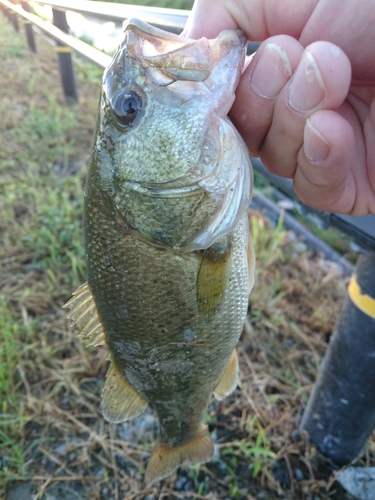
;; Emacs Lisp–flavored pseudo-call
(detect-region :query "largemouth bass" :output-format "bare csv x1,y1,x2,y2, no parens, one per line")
65,18,254,484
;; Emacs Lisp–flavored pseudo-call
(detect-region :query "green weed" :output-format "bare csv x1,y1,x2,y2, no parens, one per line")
74,57,103,85
0,301,36,484
251,210,287,269
0,300,36,409
3,45,27,58
222,417,276,479
214,459,242,499
12,95,78,165
0,431,26,480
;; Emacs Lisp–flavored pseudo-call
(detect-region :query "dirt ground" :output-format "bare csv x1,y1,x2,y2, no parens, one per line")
0,11,373,500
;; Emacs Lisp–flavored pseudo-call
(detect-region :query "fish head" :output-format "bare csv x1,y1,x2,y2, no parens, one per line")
93,19,251,250
101,18,246,183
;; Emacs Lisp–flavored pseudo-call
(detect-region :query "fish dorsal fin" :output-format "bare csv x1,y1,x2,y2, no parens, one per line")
197,238,231,319
213,349,239,401
64,282,106,347
145,424,213,484
101,361,148,424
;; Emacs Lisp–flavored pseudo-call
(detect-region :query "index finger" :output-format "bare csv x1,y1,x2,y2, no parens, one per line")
184,0,317,40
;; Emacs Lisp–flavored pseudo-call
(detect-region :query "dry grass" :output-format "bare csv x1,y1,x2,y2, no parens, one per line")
1,13,373,500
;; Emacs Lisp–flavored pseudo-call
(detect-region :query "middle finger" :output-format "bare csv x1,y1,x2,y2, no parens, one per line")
261,41,351,177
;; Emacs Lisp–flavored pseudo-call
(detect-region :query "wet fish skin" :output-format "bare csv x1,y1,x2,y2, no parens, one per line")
66,19,254,483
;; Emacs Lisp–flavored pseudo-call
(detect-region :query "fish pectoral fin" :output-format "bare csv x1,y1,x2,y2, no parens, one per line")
197,238,231,319
64,282,106,347
145,424,213,484
213,349,239,401
101,361,148,424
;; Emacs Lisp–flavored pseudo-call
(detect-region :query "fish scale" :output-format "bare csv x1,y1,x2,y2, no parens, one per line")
86,198,249,438
65,18,254,484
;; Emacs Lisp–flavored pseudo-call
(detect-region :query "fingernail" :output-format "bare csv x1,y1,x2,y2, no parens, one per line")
250,43,292,99
304,119,330,162
289,51,326,111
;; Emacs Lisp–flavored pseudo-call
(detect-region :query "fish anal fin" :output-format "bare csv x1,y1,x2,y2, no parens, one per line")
197,238,231,319
101,362,148,424
64,282,106,347
145,424,213,484
213,349,239,401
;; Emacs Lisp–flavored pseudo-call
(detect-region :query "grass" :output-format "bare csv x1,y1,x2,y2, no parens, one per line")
0,15,96,497
253,171,360,263
0,302,38,484
0,12,374,500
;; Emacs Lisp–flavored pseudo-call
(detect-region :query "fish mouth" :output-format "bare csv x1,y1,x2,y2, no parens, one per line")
122,17,247,49
120,18,246,84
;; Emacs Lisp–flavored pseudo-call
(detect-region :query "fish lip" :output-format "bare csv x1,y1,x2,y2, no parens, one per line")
123,18,247,49
122,18,186,43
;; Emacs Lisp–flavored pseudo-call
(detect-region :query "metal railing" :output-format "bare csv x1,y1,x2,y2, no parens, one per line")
35,0,188,33
0,0,113,100
0,0,188,99
252,159,375,252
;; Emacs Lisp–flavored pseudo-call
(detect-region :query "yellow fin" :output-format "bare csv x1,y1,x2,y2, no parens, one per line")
101,362,148,423
213,349,239,401
64,282,106,347
197,239,231,319
145,424,213,484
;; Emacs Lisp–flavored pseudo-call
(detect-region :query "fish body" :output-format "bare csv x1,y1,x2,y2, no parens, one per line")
65,19,254,483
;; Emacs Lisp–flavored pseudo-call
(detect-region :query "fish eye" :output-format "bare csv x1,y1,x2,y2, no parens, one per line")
114,91,142,124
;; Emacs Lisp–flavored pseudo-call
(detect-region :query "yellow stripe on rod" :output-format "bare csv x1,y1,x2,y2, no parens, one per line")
348,274,375,319
55,46,71,53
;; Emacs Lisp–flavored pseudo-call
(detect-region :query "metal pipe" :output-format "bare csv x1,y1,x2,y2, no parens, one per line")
0,0,111,68
9,0,19,30
33,0,188,33
52,7,77,102
252,157,375,251
21,1,36,52
301,251,375,465
251,192,354,276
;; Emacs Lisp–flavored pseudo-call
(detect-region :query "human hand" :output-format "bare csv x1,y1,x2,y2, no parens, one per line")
185,0,375,216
